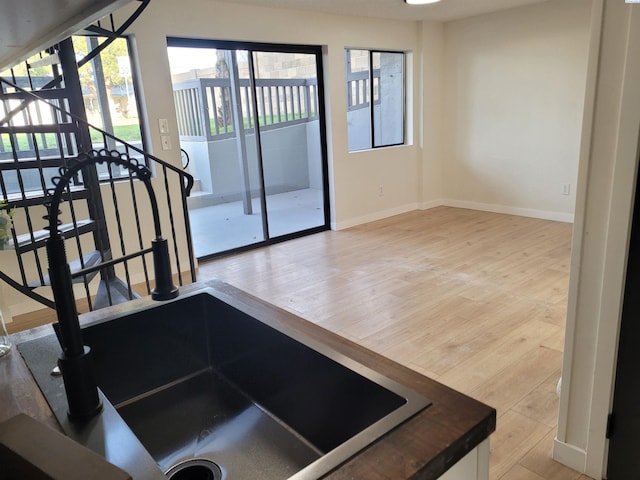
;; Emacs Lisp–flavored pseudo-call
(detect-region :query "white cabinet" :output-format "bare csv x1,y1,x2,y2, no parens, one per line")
439,439,490,480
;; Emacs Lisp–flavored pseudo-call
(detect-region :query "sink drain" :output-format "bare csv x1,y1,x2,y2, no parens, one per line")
165,459,222,480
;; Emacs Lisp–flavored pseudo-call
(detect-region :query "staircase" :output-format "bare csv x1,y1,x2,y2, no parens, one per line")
0,5,196,315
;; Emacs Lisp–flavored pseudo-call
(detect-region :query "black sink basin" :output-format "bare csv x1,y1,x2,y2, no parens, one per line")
19,287,431,479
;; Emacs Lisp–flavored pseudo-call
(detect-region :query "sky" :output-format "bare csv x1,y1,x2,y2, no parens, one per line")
166,46,250,75
167,47,217,74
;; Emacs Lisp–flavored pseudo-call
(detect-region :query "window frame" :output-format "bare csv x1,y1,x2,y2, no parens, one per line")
345,48,406,152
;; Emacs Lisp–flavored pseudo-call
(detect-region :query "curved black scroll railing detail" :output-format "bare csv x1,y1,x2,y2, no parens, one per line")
47,150,155,235
0,73,196,313
45,151,179,420
45,150,179,300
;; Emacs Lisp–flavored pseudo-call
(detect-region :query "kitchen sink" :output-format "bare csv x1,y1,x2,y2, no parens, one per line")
19,287,431,479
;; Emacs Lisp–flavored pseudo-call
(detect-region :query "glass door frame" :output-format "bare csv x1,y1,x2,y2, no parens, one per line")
167,37,331,260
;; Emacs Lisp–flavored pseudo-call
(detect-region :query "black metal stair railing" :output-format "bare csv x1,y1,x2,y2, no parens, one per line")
0,75,196,313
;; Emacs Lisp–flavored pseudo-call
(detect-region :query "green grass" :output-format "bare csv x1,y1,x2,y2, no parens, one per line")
90,124,142,143
1,133,57,151
1,124,141,152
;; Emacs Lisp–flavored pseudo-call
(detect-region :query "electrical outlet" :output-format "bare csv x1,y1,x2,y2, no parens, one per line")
561,183,570,195
161,135,171,151
159,118,169,134
378,185,384,196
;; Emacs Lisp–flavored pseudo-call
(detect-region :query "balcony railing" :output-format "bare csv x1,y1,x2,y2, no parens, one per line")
173,77,319,141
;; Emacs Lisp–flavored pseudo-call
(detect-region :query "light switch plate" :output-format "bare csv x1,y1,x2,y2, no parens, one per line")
159,118,169,134
161,135,171,150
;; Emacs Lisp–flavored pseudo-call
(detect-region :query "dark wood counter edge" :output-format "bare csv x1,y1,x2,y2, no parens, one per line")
0,280,496,480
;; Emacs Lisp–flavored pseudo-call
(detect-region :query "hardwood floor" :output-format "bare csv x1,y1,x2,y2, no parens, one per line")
198,206,593,480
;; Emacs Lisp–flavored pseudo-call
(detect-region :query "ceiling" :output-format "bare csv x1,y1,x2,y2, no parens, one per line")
0,0,131,72
0,0,552,72
221,0,553,22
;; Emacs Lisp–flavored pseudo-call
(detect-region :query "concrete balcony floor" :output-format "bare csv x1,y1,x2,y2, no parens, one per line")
188,187,325,258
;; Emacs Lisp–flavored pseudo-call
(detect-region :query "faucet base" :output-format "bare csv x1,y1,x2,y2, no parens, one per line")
59,346,103,422
151,238,179,301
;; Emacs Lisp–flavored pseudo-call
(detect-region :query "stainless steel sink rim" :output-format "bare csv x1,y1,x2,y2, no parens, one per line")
19,286,432,480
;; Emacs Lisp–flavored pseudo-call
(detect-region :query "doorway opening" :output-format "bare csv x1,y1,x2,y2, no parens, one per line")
167,38,330,259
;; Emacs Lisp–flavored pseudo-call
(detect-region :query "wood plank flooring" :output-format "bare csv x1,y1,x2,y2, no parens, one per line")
198,206,593,480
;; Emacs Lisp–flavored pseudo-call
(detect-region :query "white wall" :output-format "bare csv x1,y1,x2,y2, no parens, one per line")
556,1,640,477
114,0,591,229
184,123,315,208
115,0,426,231
441,0,591,222
419,20,445,209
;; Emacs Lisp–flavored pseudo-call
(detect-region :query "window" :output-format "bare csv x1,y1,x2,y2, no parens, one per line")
345,49,405,152
0,38,145,194
74,35,146,180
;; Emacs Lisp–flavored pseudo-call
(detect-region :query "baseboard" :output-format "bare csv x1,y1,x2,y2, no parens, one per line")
442,199,575,223
553,437,586,473
419,199,445,210
331,199,573,230
332,203,419,230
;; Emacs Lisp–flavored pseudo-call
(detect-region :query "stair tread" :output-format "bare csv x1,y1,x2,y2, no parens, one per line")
12,219,94,248
0,87,68,101
3,186,89,208
28,250,103,288
93,277,141,310
0,158,81,169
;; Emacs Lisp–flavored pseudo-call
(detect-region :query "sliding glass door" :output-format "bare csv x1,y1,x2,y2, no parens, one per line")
167,39,328,259
251,50,325,238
